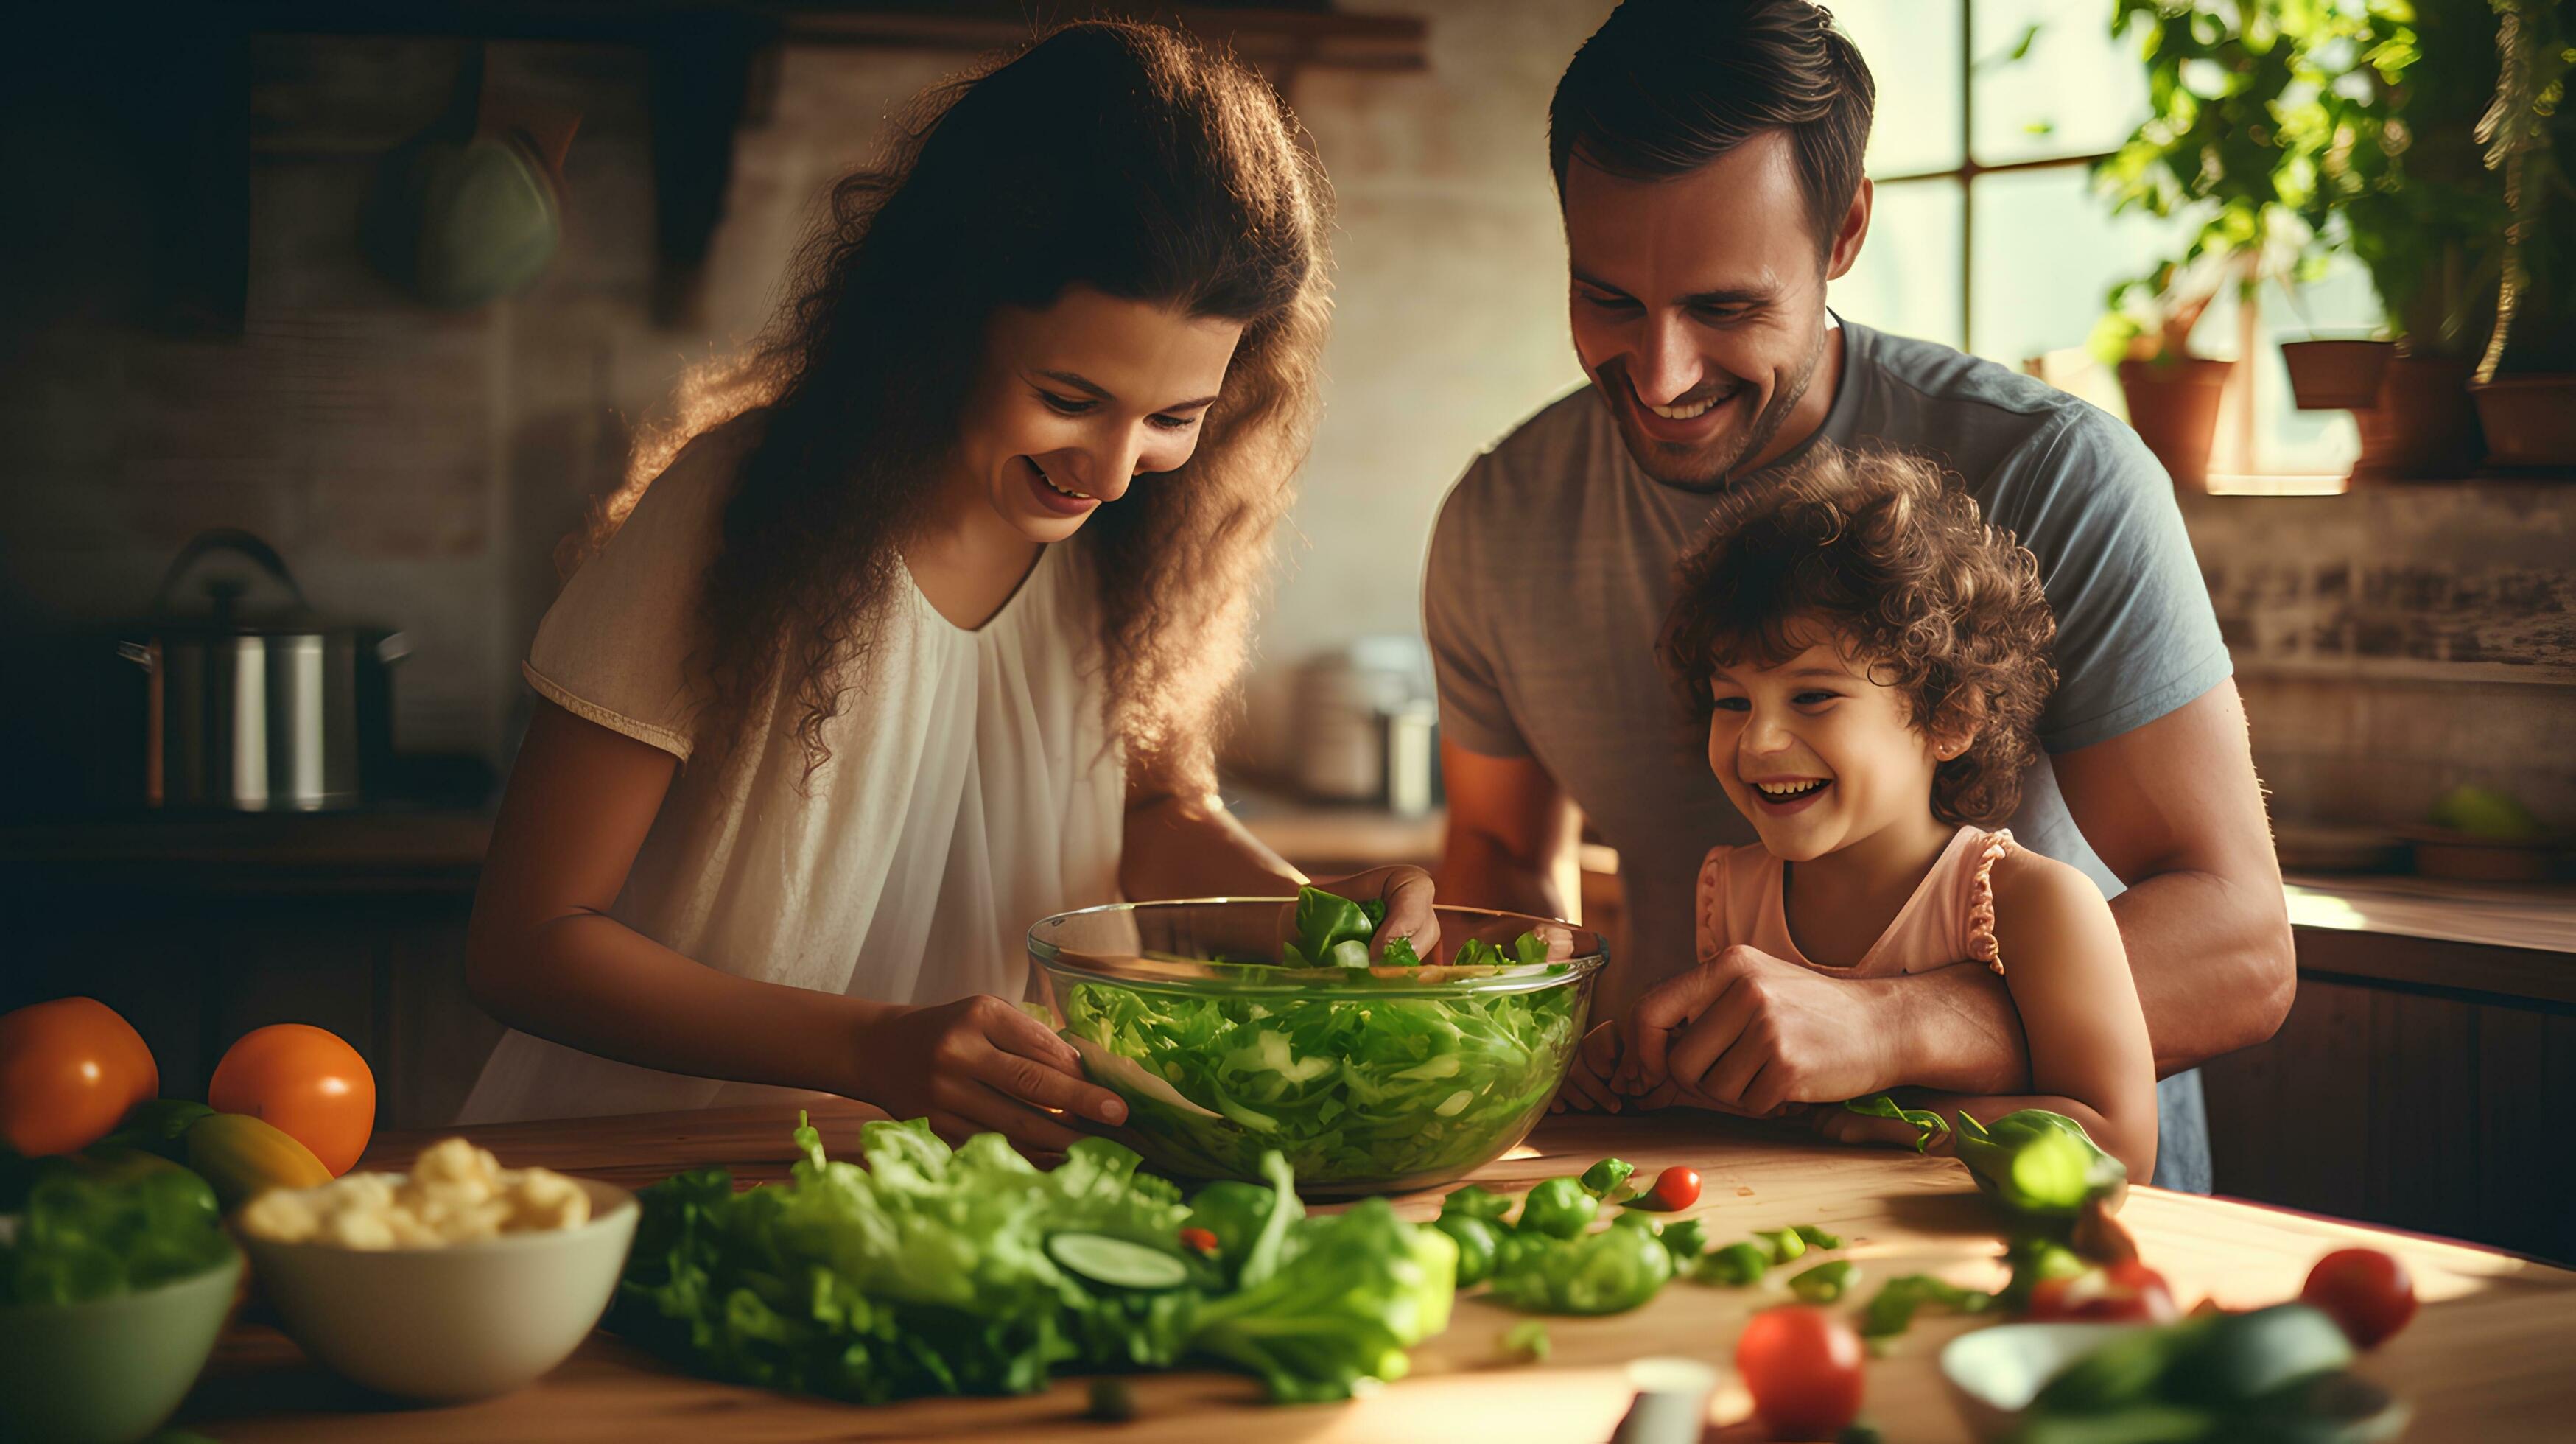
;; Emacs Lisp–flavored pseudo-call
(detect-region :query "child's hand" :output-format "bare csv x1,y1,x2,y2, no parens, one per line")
854,995,1129,1157
1618,945,1901,1115
1554,1020,1629,1112
1809,1101,1953,1152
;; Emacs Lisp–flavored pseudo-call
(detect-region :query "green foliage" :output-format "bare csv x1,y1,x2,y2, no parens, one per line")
1790,1258,1861,1303
1057,899,1581,1184
1843,1093,1947,1152
1859,1274,1998,1338
0,1163,231,1305
614,1114,1457,1405
2477,0,2576,371
1488,1215,1674,1315
1578,1157,1635,1199
1515,1178,1598,1240
1696,1240,1774,1286
2091,1,2507,358
1499,1319,1552,1363
1955,1110,2128,1218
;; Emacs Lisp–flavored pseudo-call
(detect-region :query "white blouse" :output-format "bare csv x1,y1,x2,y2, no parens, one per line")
457,425,1126,1124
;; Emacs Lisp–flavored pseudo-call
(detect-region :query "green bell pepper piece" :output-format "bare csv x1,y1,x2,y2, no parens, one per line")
1790,1259,1859,1303
1517,1178,1598,1239
1956,1109,2127,1217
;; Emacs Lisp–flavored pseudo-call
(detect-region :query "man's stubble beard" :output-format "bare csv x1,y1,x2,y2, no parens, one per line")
1609,323,1830,491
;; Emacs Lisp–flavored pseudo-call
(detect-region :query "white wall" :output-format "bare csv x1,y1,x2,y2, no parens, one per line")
1230,0,1610,777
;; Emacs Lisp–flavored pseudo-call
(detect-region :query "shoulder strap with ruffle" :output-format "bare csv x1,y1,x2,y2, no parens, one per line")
1965,828,2015,975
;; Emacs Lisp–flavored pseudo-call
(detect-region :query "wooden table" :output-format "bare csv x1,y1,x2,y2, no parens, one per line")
177,1101,2576,1442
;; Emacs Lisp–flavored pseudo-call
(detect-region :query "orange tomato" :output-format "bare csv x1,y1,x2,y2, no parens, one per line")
209,1023,376,1176
0,996,161,1157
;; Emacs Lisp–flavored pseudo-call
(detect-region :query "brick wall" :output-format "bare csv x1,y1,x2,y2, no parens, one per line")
2182,485,2576,833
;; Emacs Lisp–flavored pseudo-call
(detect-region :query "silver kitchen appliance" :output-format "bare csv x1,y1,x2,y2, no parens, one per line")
119,529,407,811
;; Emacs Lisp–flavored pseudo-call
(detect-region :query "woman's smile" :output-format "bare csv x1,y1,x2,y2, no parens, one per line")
1022,456,1100,516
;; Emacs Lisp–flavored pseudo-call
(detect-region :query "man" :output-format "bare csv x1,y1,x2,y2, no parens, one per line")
1423,0,2292,1191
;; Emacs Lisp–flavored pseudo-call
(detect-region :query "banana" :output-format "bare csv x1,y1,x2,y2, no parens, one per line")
186,1111,331,1210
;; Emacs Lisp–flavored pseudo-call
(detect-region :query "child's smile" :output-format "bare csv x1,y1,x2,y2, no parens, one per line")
1705,628,1953,866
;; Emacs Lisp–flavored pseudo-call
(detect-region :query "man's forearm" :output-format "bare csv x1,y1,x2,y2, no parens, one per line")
2109,867,2296,1076
1878,963,2032,1095
1435,825,1568,919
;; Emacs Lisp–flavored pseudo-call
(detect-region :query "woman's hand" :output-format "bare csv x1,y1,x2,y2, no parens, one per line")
849,995,1128,1157
1305,863,1442,958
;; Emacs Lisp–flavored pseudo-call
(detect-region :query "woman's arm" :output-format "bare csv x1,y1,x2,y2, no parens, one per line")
1819,850,2159,1180
1120,768,1439,953
467,698,1125,1152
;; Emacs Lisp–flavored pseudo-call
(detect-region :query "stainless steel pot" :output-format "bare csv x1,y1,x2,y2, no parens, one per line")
119,530,408,811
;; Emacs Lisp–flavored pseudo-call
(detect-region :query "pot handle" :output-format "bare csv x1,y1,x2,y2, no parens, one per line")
149,528,312,617
117,640,155,673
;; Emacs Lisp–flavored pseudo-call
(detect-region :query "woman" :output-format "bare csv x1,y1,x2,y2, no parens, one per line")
460,21,1431,1152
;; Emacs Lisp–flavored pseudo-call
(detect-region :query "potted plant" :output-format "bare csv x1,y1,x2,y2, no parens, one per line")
2311,0,2507,477
2468,0,2576,467
2091,1,2351,488
2093,257,2250,491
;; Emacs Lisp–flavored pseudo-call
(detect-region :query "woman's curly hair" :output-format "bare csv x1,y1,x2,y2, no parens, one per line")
1657,444,2058,827
575,21,1329,793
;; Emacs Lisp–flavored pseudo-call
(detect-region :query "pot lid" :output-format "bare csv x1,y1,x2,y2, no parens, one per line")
141,528,382,634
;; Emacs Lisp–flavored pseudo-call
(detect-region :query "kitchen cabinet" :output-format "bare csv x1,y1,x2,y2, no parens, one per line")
2200,883,2576,1265
0,812,499,1131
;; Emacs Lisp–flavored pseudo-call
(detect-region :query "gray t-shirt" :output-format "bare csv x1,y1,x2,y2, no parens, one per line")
1424,318,2231,1191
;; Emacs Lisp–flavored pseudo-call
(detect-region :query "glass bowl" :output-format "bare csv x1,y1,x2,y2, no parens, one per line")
1028,898,1606,1196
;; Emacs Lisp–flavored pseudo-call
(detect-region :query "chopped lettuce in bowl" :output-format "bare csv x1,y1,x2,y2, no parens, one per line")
1029,894,1604,1196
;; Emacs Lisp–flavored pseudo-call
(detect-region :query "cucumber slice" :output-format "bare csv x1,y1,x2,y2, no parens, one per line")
1047,1232,1190,1291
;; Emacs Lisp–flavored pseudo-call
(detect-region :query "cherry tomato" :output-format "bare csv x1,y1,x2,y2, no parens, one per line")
1649,1165,1701,1210
2301,1248,2416,1349
0,997,159,1157
2026,1261,2180,1323
209,1023,376,1176
1736,1305,1864,1438
1179,1226,1219,1254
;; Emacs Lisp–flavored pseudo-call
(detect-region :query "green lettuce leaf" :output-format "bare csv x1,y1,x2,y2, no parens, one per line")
614,1116,1456,1406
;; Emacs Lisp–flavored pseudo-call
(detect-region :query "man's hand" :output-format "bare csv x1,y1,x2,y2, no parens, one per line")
1556,1020,1629,1113
1619,945,1905,1114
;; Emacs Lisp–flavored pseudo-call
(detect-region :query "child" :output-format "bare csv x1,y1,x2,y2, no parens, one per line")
1575,444,2155,1180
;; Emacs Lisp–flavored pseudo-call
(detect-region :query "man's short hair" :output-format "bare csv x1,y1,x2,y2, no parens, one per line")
1549,0,1876,254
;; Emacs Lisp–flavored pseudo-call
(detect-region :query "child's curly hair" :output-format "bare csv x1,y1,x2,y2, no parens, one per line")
1657,444,2058,827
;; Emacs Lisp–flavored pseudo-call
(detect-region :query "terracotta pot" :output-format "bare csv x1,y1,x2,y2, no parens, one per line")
2352,355,2484,480
2280,339,2394,411
2468,375,2576,468
2116,357,2234,490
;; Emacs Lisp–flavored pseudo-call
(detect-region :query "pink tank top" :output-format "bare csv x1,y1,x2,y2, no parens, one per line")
1695,825,2015,976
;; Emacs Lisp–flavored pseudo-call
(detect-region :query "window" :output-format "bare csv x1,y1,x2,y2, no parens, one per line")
1830,1,2378,488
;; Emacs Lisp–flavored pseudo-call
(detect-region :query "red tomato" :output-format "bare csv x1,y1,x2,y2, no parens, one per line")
1736,1305,1864,1438
0,997,159,1157
1649,1165,1701,1210
2301,1248,2416,1349
2027,1261,2180,1323
209,1023,376,1176
1179,1227,1219,1254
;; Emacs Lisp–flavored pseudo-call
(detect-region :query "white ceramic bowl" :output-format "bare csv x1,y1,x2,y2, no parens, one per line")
0,1246,242,1444
239,1176,637,1403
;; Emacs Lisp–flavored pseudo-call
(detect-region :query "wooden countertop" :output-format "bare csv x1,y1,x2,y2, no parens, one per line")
178,1099,2576,1442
